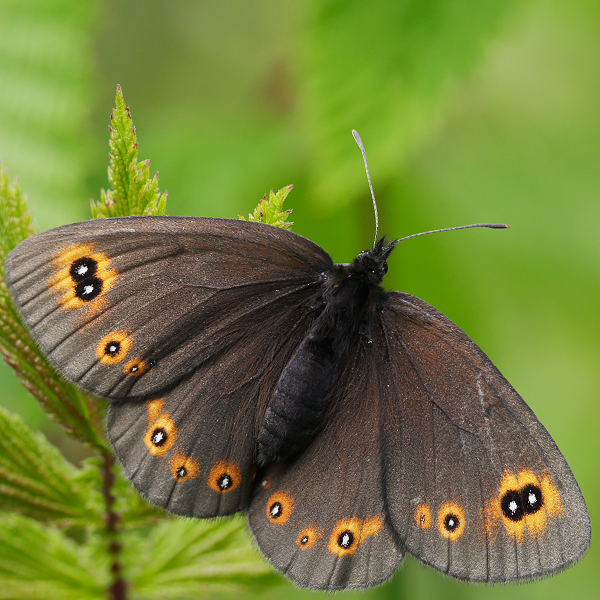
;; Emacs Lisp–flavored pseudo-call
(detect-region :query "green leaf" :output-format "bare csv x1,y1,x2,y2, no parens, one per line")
302,0,520,206
128,516,282,598
0,407,95,523
91,85,168,218
0,513,107,600
238,185,294,229
0,166,107,451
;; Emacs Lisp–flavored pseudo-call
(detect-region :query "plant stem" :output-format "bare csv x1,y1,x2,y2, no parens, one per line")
101,451,127,600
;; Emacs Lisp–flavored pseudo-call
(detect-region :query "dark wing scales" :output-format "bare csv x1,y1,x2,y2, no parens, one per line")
5,216,332,399
249,337,404,590
379,292,590,581
108,295,312,517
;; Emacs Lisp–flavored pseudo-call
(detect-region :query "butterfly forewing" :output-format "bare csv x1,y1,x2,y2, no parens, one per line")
5,216,332,400
378,292,590,581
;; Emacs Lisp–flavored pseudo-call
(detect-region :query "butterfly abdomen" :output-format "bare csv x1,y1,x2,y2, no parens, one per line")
256,250,389,468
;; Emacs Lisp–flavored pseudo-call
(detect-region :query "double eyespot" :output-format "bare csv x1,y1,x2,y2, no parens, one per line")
47,244,117,313
485,469,563,541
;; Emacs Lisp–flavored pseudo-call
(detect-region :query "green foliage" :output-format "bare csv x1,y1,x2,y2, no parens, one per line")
91,86,167,218
238,185,294,228
302,0,520,205
0,88,280,600
0,0,100,227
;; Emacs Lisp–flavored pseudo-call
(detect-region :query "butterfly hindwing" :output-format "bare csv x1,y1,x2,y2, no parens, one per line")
5,216,332,400
378,292,590,581
107,262,332,517
249,335,405,590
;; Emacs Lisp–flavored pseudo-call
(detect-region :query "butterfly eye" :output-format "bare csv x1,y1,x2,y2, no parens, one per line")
382,261,388,275
168,453,200,482
501,489,525,522
296,525,321,550
266,491,294,524
328,518,361,556
522,484,543,514
207,460,241,494
124,357,149,376
96,331,132,364
414,503,432,529
143,409,177,457
69,257,98,281
436,502,466,541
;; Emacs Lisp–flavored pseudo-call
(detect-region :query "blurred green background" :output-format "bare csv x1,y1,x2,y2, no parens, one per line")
0,0,598,598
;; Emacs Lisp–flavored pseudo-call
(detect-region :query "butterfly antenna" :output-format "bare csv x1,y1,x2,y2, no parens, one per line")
352,129,379,249
396,222,509,244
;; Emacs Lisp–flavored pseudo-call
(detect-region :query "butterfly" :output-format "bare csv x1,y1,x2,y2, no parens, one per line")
3,137,590,590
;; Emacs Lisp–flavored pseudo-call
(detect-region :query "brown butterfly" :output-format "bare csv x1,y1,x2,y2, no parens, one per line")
4,134,589,589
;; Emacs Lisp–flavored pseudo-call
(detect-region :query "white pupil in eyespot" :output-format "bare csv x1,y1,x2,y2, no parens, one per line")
83,284,94,295
528,492,537,505
271,504,280,516
341,533,350,547
76,264,88,276
153,431,165,444
109,345,117,352
509,500,518,514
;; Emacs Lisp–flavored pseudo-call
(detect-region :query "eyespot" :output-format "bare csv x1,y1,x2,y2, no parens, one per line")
169,453,200,482
296,525,322,549
260,475,272,490
124,357,149,376
414,503,432,529
143,410,177,457
494,469,563,541
437,501,466,542
328,518,362,556
266,491,294,525
47,244,117,313
96,331,132,364
207,460,241,494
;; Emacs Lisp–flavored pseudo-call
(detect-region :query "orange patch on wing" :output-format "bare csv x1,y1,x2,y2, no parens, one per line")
143,410,177,457
146,398,164,426
124,357,149,376
493,469,563,542
328,518,362,557
296,525,322,550
483,497,503,538
414,504,432,530
47,244,117,315
437,501,466,542
265,490,294,525
207,460,241,494
540,472,564,519
96,331,132,364
360,514,384,544
169,453,200,482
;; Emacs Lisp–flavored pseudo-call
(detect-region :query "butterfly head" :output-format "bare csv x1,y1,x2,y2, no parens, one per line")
351,237,397,285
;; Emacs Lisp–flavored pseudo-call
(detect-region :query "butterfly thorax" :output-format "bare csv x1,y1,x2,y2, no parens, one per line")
255,239,396,468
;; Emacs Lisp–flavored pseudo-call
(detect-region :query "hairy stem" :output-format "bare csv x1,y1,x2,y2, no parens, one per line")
101,451,127,600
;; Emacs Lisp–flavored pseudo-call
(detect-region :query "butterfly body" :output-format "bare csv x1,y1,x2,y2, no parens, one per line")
257,238,395,467
4,215,590,589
